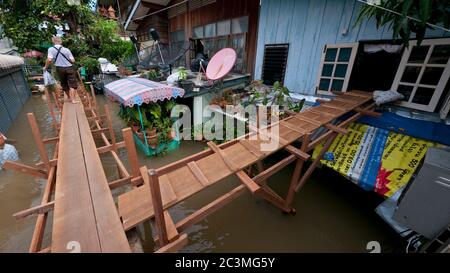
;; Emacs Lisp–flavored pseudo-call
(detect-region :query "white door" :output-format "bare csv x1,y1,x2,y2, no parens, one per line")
316,43,358,95
391,38,450,112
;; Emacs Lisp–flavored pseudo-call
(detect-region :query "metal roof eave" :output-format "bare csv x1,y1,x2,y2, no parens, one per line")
124,0,141,31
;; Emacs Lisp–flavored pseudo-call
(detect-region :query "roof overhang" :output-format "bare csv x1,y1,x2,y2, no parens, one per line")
124,0,171,31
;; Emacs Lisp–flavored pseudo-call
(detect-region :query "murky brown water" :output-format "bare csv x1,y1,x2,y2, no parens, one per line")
0,94,403,253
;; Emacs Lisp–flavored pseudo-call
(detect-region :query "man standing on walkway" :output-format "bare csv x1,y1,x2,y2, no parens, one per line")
44,36,79,103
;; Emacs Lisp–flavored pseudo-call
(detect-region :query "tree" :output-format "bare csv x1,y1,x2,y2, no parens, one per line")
356,0,450,46
0,0,133,65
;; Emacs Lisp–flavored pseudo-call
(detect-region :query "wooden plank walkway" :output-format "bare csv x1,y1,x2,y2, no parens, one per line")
52,101,130,253
118,91,374,231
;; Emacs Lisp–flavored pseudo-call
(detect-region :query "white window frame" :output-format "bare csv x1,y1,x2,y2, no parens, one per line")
440,93,450,120
391,38,450,112
316,43,358,95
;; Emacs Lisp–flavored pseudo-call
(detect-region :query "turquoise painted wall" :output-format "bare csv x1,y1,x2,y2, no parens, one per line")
254,0,450,95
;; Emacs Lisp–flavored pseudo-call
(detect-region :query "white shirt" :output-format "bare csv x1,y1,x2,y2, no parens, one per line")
47,45,74,68
0,144,19,170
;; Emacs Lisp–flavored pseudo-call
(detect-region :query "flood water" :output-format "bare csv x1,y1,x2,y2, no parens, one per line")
0,94,403,253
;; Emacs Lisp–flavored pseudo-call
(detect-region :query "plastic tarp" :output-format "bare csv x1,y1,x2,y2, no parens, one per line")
312,122,444,197
104,78,185,107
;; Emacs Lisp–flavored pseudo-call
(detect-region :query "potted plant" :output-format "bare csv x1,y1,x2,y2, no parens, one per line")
146,69,160,81
177,67,193,92
146,123,158,147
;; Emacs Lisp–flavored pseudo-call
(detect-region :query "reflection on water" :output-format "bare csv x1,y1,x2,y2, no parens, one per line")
0,94,402,253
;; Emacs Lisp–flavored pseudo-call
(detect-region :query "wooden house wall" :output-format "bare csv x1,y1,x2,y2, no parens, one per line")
168,0,260,75
254,0,450,95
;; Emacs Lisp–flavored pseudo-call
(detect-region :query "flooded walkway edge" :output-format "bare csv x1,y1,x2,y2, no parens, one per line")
0,94,403,253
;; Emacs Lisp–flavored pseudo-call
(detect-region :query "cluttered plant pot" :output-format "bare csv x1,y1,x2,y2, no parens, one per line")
146,128,158,148
180,80,194,93
167,128,176,141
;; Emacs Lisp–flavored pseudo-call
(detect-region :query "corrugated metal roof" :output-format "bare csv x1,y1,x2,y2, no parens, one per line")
0,54,24,69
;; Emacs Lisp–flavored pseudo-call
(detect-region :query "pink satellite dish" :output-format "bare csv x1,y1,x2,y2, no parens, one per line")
206,48,237,80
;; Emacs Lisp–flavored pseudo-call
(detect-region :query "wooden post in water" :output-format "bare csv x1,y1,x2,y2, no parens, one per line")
285,133,311,207
296,132,339,192
89,83,99,115
146,167,169,247
44,88,59,132
122,128,140,179
104,105,117,153
27,113,50,171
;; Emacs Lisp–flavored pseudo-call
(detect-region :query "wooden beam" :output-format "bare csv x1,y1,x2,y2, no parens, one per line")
44,88,59,132
27,113,50,170
154,211,180,245
248,124,290,146
286,134,311,206
187,162,211,186
13,201,55,220
123,128,140,178
306,103,375,152
154,234,188,254
91,128,109,135
3,161,48,179
87,115,106,121
235,171,260,194
104,104,117,153
35,159,58,169
253,155,296,184
176,185,246,232
97,141,126,154
239,139,264,158
43,137,59,145
145,167,169,247
207,142,240,172
37,247,51,253
108,177,131,190
30,148,58,253
296,132,338,192
355,108,382,117
284,145,310,160
324,124,349,135
89,84,98,114
293,115,323,126
308,108,335,117
280,121,308,134
156,139,241,176
254,186,291,213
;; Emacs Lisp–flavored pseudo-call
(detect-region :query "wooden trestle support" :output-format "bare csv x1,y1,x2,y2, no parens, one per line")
5,83,380,253
116,90,381,252
4,82,142,253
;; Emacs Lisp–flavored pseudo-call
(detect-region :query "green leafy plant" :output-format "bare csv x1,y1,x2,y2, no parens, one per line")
0,0,133,64
355,0,450,46
271,81,290,106
178,67,188,81
288,98,305,113
79,56,100,75
145,69,160,81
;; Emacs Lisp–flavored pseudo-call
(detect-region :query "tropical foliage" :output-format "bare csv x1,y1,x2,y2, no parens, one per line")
0,0,133,64
356,0,450,46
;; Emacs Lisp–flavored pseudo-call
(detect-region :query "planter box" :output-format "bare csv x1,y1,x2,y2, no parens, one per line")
132,131,180,157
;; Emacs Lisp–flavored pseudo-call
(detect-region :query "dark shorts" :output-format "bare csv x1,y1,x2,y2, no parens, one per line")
56,66,78,93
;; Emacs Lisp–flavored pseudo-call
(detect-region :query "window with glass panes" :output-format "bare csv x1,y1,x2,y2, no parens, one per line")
316,43,358,94
392,38,450,112
170,30,186,67
192,16,249,72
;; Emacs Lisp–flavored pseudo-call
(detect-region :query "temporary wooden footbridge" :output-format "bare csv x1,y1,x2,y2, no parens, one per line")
5,82,379,253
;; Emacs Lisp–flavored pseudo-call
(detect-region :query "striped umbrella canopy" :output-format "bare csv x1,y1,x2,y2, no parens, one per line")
104,77,185,107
